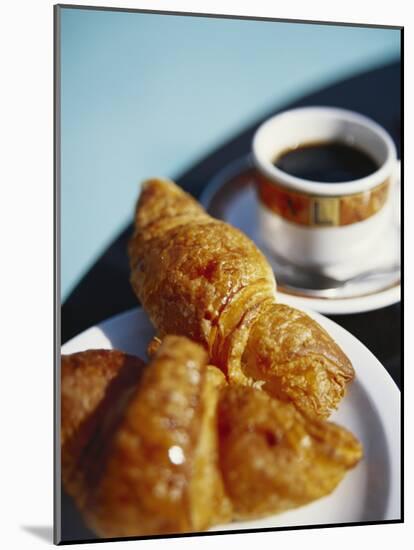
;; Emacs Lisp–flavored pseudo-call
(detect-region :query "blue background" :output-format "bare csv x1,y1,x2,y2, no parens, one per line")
59,8,400,300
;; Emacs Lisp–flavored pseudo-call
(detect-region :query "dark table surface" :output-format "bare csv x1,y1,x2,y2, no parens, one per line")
61,61,402,389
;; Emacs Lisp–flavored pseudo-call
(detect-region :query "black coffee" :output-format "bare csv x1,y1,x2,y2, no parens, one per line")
274,141,378,183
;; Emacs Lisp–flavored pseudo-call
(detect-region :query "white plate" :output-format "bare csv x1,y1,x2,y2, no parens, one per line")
200,156,401,315
61,303,401,531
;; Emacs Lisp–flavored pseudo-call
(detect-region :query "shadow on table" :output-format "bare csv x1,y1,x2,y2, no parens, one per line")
21,525,54,544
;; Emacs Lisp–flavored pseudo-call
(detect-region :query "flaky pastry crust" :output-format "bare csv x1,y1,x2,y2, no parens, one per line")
61,350,145,503
61,338,231,538
218,385,362,518
61,341,362,536
128,179,354,417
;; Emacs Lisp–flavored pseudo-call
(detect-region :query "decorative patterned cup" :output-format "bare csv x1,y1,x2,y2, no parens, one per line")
252,107,398,269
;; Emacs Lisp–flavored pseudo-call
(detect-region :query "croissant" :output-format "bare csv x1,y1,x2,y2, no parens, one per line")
61,338,232,538
61,349,146,504
61,338,362,537
217,384,362,519
128,179,354,418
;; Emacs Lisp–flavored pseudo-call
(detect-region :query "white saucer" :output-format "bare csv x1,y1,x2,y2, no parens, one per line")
201,156,401,315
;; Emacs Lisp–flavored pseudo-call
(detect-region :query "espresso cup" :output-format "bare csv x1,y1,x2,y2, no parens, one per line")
252,107,398,269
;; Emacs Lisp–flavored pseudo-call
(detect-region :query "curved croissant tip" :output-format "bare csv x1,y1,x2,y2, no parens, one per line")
141,177,177,190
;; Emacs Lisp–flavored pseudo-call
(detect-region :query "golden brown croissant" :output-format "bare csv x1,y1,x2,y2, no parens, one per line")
61,339,362,537
61,338,232,538
128,178,354,418
217,385,362,519
61,349,146,503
